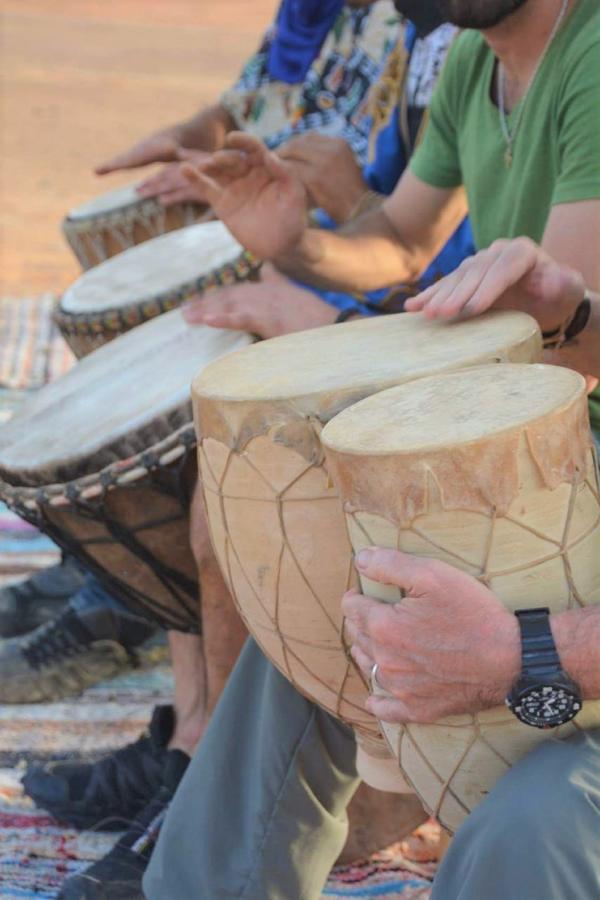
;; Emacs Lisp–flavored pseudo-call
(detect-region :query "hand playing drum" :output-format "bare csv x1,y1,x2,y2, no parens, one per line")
322,363,600,832
182,133,309,261
405,238,586,330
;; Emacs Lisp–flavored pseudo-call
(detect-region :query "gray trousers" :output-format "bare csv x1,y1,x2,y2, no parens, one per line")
144,638,600,899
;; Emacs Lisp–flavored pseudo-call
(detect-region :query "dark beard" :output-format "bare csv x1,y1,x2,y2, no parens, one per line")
392,1,447,36
435,0,531,29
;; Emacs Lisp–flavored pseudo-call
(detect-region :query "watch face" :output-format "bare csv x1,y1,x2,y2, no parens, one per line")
512,684,582,729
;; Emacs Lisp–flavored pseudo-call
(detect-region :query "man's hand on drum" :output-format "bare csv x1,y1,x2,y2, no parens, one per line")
95,132,186,176
343,548,521,724
405,237,585,333
276,134,367,224
136,150,212,207
182,262,337,338
182,133,308,260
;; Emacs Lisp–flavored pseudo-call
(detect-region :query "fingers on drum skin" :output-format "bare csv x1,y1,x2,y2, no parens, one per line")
428,256,493,318
158,188,203,207
404,285,435,311
139,164,187,196
182,302,204,324
461,238,541,314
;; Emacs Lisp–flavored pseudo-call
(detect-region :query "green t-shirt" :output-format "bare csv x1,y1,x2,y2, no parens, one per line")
590,386,600,434
410,0,600,249
410,0,600,430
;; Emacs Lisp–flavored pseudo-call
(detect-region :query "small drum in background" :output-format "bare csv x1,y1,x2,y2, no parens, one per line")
322,363,600,831
54,221,260,358
62,181,204,270
0,310,253,633
191,312,542,758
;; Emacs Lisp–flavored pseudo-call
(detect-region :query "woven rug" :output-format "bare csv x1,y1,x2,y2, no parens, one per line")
0,295,74,391
0,665,176,899
0,503,60,580
0,295,73,580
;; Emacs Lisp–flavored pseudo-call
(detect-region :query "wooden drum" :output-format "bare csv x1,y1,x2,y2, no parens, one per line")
192,312,542,758
55,221,260,358
62,181,204,270
0,310,253,633
322,364,600,831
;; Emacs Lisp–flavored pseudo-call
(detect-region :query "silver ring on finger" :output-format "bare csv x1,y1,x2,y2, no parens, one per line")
370,662,381,691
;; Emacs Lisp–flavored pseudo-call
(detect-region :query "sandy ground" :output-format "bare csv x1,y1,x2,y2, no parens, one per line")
0,0,275,296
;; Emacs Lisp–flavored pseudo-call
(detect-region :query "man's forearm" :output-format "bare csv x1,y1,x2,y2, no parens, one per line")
552,604,600,699
276,208,429,293
543,291,600,380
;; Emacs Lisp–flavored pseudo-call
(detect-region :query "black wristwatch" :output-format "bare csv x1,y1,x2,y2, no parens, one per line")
505,608,582,729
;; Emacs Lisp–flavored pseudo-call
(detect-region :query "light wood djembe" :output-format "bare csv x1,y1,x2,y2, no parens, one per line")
322,363,600,830
192,312,542,781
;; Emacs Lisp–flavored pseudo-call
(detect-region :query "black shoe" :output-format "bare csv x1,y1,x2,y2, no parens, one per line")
23,704,175,830
0,602,156,703
57,750,190,899
0,556,86,638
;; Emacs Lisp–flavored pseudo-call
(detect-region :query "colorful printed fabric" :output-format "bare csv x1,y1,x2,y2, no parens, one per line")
267,0,344,83
299,22,475,317
221,1,401,165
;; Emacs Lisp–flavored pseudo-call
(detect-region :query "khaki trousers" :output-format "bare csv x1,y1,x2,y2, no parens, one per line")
144,639,600,899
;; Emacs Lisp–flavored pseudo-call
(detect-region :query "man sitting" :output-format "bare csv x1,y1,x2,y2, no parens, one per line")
138,0,600,897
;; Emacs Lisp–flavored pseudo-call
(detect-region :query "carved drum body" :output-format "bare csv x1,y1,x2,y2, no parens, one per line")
322,364,600,831
192,313,542,761
0,310,253,632
62,181,204,270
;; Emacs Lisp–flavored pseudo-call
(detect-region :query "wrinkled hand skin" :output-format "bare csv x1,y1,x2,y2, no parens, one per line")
277,134,367,223
405,237,585,333
136,149,210,206
342,548,521,724
182,262,338,338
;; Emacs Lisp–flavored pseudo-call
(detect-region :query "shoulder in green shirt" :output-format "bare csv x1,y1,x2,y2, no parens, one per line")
590,385,600,434
410,0,600,251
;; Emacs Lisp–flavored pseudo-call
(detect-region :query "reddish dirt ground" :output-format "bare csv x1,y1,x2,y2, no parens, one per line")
0,1,275,296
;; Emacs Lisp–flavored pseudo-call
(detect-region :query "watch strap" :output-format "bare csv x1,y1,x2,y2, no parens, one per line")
542,295,591,349
515,608,562,680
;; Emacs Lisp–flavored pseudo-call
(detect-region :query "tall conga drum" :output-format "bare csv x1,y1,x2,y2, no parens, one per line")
0,310,253,643
192,312,542,769
322,363,600,830
55,221,260,358
62,182,204,270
